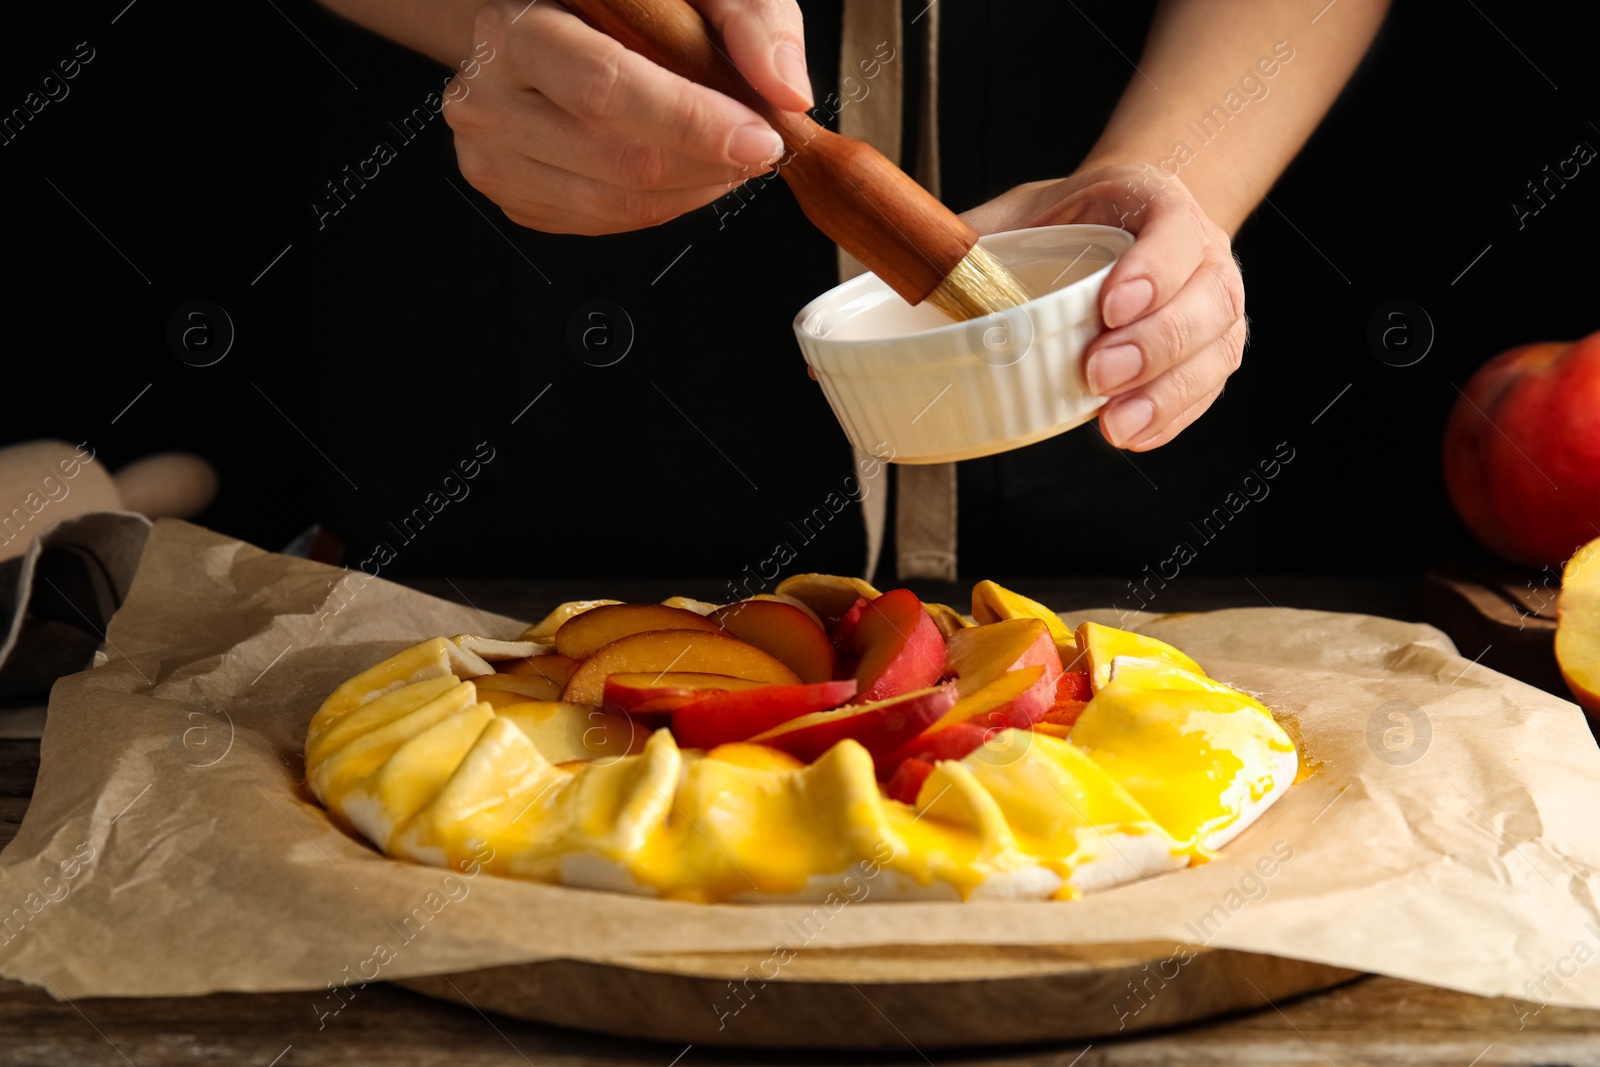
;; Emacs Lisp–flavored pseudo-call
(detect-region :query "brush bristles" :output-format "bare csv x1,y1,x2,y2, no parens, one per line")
925,244,1034,322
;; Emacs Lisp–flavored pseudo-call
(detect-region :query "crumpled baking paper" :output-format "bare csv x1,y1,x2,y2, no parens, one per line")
2,519,1599,1015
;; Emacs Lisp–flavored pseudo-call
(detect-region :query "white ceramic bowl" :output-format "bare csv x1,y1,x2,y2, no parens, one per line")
794,224,1135,464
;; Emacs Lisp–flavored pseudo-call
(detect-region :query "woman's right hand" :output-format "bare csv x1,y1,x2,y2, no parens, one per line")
445,0,812,235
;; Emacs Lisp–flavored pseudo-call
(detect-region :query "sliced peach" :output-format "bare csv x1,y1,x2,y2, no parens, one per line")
924,602,973,639
774,573,881,625
751,593,826,630
881,665,1054,769
884,757,935,804
711,598,837,684
829,596,873,662
947,618,1061,698
843,588,947,702
661,596,722,615
1557,536,1600,716
472,672,563,702
971,580,1077,663
670,680,858,749
1041,699,1088,728
750,683,957,766
602,672,768,718
562,629,801,707
554,603,720,659
476,688,541,710
1056,670,1092,702
518,599,620,643
929,663,1055,732
884,722,1006,772
500,654,578,688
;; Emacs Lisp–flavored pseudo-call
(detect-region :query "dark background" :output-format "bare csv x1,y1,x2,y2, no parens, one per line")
3,0,1595,591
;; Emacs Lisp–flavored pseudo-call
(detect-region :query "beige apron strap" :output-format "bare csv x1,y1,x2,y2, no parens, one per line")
911,1,942,214
892,2,958,582
894,460,958,578
838,0,902,582
836,0,904,280
837,1,958,582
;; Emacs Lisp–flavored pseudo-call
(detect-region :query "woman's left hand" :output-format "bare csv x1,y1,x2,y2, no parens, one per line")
961,162,1247,450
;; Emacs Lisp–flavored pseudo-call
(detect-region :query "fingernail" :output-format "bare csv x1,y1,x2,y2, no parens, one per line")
1103,278,1153,329
1102,397,1155,447
775,41,813,107
1087,344,1142,394
729,123,784,165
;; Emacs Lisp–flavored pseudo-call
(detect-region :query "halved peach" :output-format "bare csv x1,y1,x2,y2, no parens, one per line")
554,603,721,659
1557,536,1600,716
774,573,881,625
749,683,957,766
602,672,768,717
711,599,837,684
670,680,858,749
562,629,801,706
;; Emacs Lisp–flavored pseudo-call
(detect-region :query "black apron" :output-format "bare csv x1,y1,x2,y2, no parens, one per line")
305,0,1270,583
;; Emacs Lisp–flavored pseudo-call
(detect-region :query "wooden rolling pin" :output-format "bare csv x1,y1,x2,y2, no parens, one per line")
562,0,1032,321
0,440,217,563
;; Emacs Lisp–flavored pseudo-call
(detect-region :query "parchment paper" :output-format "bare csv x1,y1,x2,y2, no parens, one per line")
3,519,1600,1011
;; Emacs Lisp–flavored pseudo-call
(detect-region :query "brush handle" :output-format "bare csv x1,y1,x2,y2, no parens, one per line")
560,0,976,305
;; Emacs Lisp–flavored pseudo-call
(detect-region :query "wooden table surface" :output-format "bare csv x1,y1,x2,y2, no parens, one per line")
4,575,1599,1066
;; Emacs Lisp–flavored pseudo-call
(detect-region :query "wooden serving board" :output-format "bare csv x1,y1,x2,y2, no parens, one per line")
397,943,1361,1048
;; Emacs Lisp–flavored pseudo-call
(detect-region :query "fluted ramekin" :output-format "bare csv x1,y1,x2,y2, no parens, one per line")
794,224,1135,464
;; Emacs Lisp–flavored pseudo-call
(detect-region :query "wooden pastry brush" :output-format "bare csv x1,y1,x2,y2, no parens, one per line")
562,0,1034,321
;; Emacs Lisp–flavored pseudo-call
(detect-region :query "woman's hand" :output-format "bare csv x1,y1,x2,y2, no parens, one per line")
445,0,812,235
962,163,1247,451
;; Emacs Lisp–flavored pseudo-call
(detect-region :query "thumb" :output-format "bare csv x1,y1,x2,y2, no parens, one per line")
691,0,813,112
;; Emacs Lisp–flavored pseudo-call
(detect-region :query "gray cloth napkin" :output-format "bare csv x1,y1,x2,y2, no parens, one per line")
0,510,150,700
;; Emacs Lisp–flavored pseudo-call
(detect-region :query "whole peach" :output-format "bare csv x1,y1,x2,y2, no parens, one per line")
1443,334,1600,566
